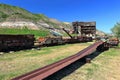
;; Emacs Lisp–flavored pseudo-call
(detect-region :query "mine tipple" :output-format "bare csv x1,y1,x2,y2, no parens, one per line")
72,21,96,35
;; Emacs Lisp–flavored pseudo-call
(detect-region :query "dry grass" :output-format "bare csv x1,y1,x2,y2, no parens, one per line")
62,47,120,80
0,42,91,80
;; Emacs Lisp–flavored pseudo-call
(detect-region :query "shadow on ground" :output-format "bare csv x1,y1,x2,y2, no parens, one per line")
44,51,102,80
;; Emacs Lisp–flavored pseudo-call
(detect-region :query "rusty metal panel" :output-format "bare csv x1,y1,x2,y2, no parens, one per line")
0,34,35,52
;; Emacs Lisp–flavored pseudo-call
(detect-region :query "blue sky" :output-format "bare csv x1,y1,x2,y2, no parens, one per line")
0,0,120,33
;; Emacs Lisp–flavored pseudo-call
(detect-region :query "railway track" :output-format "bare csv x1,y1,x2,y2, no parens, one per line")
12,41,105,80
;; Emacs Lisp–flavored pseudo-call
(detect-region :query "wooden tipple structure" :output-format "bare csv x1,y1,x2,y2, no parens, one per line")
72,21,96,37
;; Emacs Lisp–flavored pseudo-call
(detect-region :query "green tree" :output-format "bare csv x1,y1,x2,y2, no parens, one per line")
111,22,120,38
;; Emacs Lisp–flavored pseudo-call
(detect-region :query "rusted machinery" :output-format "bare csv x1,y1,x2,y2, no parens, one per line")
36,21,96,46
96,41,109,52
37,37,64,46
12,41,109,80
0,34,35,52
37,27,93,46
0,33,93,52
62,28,93,43
36,29,65,46
108,38,119,46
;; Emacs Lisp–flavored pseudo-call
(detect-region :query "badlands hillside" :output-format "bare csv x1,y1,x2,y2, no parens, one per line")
0,3,105,36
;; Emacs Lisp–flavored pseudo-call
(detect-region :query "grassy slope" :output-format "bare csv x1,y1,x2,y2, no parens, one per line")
62,45,120,80
0,4,44,22
0,43,91,80
0,28,75,38
0,28,49,38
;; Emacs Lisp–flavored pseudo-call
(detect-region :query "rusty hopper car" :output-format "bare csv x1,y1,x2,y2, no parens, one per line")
0,34,35,52
38,37,64,46
109,38,119,46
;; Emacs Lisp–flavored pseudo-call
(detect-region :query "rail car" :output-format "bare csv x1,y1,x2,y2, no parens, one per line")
37,37,64,46
37,36,93,46
0,34,93,52
96,41,110,52
0,34,110,52
108,38,119,46
62,36,92,43
0,34,35,52
94,37,110,52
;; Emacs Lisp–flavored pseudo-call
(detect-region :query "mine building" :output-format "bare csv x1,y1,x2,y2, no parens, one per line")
72,21,96,37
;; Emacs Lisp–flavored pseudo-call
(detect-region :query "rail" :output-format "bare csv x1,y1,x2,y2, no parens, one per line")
12,41,104,80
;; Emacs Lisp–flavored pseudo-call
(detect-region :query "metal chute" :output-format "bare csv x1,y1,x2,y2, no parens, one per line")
50,30,63,37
